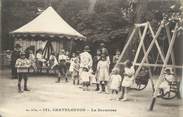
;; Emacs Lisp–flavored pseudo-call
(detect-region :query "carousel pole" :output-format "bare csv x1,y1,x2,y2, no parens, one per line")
70,39,73,53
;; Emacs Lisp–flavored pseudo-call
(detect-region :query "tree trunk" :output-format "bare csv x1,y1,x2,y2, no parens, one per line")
126,0,148,61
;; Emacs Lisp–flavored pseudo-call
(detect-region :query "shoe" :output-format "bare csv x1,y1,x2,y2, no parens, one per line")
18,90,23,93
122,98,128,101
95,88,99,91
56,81,60,83
98,91,103,93
24,88,30,91
118,96,123,100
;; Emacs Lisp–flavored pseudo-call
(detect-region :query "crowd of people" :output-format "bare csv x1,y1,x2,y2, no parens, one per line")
10,41,177,101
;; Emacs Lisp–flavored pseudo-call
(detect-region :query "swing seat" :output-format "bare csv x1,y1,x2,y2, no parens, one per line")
135,71,149,85
133,71,150,91
160,81,178,100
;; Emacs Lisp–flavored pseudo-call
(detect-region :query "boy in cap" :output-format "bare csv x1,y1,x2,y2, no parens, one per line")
15,51,31,93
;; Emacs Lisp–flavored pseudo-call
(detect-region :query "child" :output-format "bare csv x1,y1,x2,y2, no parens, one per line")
80,67,90,91
48,52,58,70
158,68,175,96
112,50,120,65
70,53,80,85
109,68,122,100
93,50,101,91
36,49,46,72
57,50,68,82
28,49,37,72
96,54,110,93
56,59,67,83
65,51,70,79
15,52,31,93
69,53,76,75
135,67,149,87
120,60,135,101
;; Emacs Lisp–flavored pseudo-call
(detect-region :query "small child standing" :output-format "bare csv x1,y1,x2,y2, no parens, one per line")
96,54,110,93
80,67,90,91
69,53,76,75
56,59,67,83
49,52,58,70
120,60,135,101
70,53,80,85
112,50,120,65
109,68,122,100
57,50,68,83
15,52,31,93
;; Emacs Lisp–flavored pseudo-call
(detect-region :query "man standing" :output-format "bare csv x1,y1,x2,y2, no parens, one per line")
93,49,101,91
11,44,21,79
79,46,93,83
80,46,93,69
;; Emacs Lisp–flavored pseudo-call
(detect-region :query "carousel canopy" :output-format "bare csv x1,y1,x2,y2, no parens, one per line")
10,6,86,40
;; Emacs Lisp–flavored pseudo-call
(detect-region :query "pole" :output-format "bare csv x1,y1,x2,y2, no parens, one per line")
138,27,155,92
114,26,137,69
133,23,148,66
70,39,73,53
134,23,163,78
149,23,178,111
165,25,176,72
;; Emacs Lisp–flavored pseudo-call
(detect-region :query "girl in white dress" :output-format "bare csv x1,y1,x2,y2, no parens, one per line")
48,52,58,70
96,54,110,93
109,68,122,100
69,53,76,73
70,53,80,85
120,60,135,101
80,67,90,91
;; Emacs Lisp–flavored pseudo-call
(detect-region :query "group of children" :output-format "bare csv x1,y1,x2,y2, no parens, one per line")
52,46,136,101
13,44,176,102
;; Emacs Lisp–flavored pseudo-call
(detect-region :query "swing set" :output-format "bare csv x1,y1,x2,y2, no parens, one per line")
114,20,182,110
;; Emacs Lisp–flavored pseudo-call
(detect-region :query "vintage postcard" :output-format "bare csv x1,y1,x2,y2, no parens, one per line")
0,0,182,117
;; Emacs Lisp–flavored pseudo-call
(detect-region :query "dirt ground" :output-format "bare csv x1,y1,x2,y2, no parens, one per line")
0,69,182,117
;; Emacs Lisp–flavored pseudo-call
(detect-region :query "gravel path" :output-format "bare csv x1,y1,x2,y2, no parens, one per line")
0,69,182,117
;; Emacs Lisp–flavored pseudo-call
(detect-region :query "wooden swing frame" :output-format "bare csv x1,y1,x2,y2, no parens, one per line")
114,21,182,111
115,21,182,76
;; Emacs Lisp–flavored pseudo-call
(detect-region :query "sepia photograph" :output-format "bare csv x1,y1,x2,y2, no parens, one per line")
0,0,183,117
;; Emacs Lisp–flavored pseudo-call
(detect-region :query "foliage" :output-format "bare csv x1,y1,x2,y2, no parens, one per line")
2,0,180,51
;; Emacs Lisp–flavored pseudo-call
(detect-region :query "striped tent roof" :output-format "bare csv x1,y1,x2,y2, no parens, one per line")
10,6,86,40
